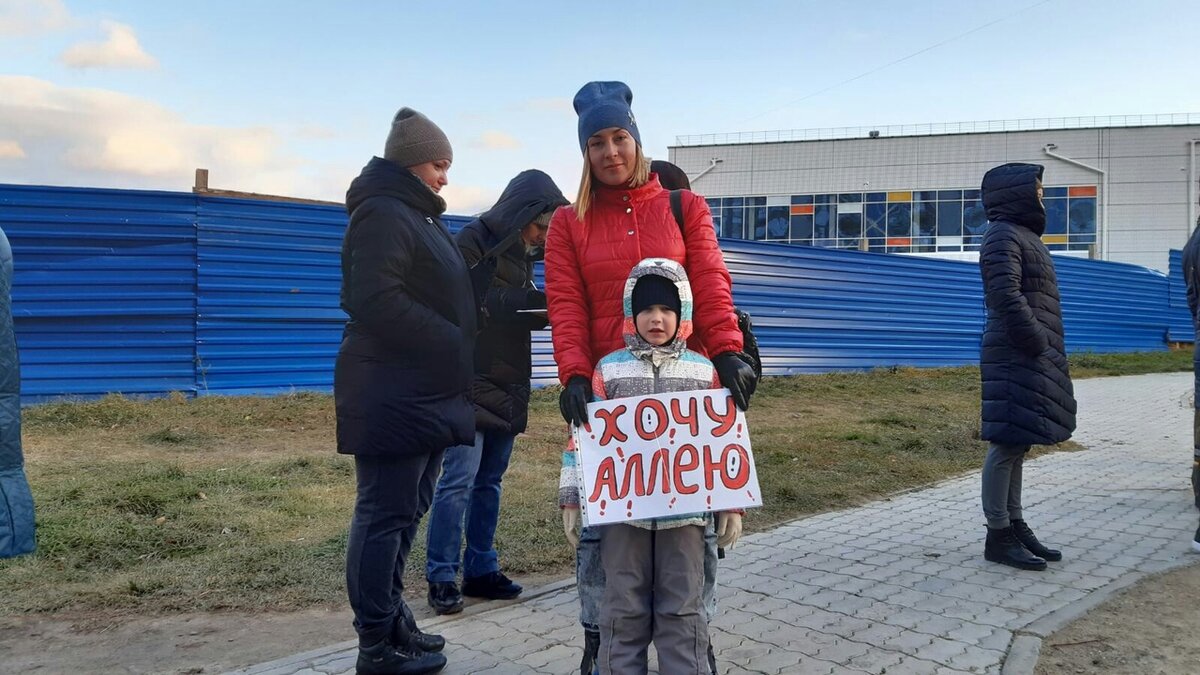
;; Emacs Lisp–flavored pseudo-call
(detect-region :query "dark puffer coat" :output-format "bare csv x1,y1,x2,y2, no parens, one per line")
0,225,35,558
335,157,477,456
1181,221,1200,402
457,170,567,434
979,163,1077,446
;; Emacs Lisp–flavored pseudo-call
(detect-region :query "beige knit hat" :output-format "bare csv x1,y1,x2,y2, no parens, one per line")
383,107,452,168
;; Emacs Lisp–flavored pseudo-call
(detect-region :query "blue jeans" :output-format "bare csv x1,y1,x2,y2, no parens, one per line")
425,430,516,583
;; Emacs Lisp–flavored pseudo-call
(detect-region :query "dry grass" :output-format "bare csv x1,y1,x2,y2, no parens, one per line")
0,349,1190,617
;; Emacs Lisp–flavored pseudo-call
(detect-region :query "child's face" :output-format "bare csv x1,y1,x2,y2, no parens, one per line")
636,305,678,346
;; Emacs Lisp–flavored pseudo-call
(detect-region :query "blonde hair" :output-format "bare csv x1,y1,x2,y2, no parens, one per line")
574,145,651,221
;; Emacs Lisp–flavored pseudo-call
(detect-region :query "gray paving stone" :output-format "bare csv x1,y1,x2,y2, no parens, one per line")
230,373,1200,675
945,644,1007,673
845,647,907,674
809,635,871,663
884,654,956,675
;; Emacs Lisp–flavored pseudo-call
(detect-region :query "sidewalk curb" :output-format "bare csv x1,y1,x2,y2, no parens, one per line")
224,576,579,675
1000,554,1200,674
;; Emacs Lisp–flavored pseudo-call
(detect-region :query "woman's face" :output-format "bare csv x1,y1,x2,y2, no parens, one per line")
410,159,451,193
587,127,637,187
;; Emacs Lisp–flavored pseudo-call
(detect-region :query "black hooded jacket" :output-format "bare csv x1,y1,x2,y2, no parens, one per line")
334,157,477,456
979,163,1076,446
457,170,567,434
1182,220,1200,391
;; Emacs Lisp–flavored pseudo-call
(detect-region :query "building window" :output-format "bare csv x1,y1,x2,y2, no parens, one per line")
705,185,1099,254
813,205,833,239
963,200,987,236
1044,197,1068,235
790,214,814,241
751,206,767,240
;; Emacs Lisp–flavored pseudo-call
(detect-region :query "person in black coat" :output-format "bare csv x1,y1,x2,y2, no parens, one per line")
336,107,474,675
0,224,35,560
424,170,567,614
1180,218,1200,552
978,162,1077,572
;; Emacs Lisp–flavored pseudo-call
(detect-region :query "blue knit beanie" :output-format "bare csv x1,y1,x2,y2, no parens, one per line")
573,81,641,154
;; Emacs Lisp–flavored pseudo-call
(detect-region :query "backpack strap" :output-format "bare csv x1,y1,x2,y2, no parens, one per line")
669,189,686,237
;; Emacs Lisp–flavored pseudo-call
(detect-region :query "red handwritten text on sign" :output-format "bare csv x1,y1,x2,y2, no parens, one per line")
573,389,762,526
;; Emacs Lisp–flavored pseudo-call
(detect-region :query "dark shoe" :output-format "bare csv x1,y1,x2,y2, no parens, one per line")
707,641,718,674
984,526,1047,571
426,581,464,615
1192,520,1200,554
580,628,599,675
396,603,445,653
1011,519,1063,562
356,640,446,675
462,570,522,600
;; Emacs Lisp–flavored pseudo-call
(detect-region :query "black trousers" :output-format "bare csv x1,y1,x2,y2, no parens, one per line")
346,449,444,647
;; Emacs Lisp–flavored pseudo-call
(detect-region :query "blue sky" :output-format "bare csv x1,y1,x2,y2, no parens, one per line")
1,0,1197,213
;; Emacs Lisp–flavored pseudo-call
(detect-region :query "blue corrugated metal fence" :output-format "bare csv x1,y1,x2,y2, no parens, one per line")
0,182,1190,401
195,196,348,395
1,184,198,401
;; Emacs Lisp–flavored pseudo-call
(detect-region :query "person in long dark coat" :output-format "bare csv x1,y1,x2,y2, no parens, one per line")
1180,218,1200,552
0,224,35,559
336,107,475,675
978,162,1077,571
423,169,567,614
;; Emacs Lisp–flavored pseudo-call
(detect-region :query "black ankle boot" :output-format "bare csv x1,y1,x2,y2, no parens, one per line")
1011,519,1062,562
394,604,445,654
984,526,1047,571
356,639,446,675
580,627,599,675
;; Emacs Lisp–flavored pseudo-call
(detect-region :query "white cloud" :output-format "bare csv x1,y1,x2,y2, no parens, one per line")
471,130,521,151
0,0,70,36
60,20,157,69
0,75,350,201
440,183,496,215
0,140,25,159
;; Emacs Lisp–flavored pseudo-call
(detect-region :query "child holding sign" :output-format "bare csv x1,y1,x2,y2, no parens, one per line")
562,258,743,674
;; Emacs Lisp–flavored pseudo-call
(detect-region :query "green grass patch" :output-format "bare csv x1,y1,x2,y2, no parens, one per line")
1068,348,1192,378
0,350,1188,617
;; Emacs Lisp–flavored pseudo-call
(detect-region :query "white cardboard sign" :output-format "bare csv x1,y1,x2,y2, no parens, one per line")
572,388,762,526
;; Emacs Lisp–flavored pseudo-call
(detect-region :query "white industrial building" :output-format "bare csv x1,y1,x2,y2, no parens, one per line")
668,114,1200,272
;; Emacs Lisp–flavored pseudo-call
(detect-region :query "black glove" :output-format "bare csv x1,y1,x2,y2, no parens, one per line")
525,289,546,310
559,375,593,427
713,352,758,411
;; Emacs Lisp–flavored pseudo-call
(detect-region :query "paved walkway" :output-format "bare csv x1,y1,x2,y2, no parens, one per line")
231,372,1200,675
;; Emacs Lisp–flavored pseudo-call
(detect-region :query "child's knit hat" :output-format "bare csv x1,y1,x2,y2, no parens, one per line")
631,273,680,316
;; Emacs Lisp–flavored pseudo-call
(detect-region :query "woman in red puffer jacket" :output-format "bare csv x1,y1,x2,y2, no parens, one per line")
545,81,757,674
544,81,756,427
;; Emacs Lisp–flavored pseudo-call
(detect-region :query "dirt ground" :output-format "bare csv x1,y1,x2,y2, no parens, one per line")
0,572,564,674
1035,560,1200,674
